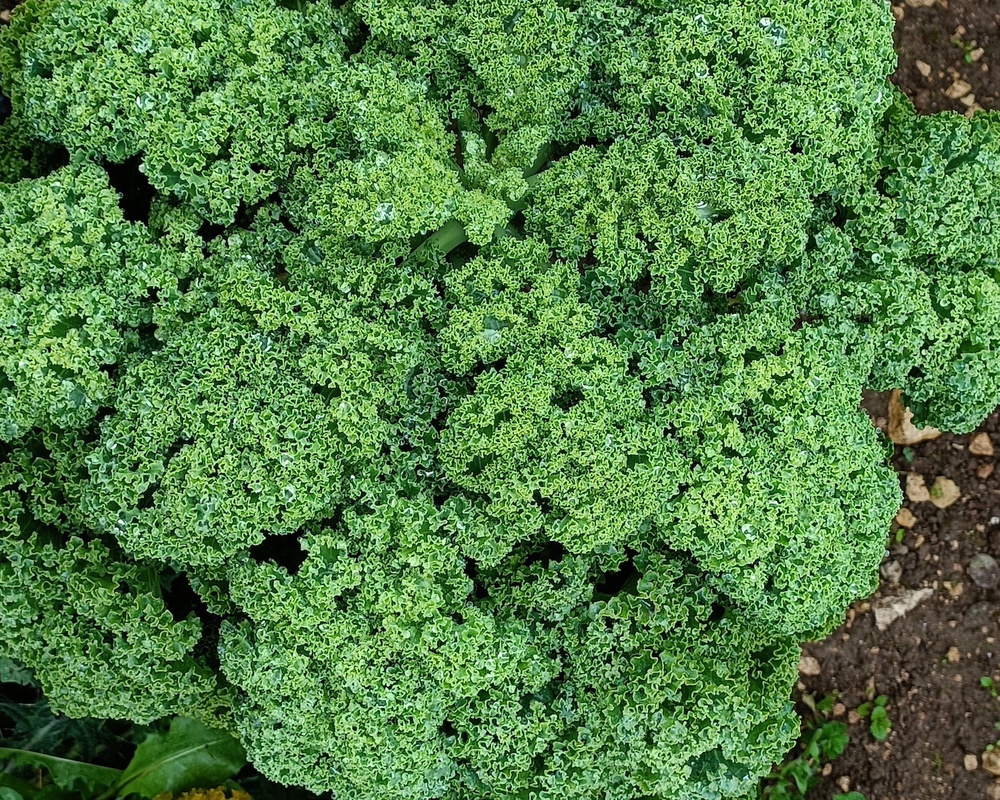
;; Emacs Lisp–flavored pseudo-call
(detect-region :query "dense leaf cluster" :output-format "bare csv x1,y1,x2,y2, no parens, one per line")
0,0,998,799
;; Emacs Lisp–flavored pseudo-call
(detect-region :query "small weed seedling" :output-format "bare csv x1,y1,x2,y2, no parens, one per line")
856,695,891,741
760,694,864,799
952,35,977,64
982,676,999,699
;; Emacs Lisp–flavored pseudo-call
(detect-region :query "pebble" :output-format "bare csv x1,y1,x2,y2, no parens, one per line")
837,776,851,793
970,432,995,457
915,60,932,78
945,79,973,99
979,463,995,479
948,646,961,663
969,554,1000,590
906,473,930,503
833,703,846,718
983,749,1000,777
848,709,862,725
929,476,961,509
965,754,979,771
799,654,821,676
895,507,917,528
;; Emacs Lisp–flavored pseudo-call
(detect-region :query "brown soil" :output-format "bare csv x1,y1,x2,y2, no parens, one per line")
892,0,1000,116
800,5,1000,800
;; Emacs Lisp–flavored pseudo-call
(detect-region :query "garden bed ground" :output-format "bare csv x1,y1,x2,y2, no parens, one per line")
800,10,1000,799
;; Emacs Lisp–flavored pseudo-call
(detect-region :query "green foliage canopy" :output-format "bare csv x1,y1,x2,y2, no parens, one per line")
0,0,998,799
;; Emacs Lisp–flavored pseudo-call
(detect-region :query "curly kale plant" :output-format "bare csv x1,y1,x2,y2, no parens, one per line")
1,0,998,798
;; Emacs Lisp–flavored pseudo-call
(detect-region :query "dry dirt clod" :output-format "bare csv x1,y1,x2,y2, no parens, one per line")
965,753,979,771
874,588,934,631
836,776,851,793
798,653,821,676
895,507,917,528
983,749,1000,777
948,646,961,663
833,703,846,718
970,432,995,457
929,476,961,509
915,59,932,77
848,709,862,725
906,473,931,503
968,554,1000,590
888,390,942,445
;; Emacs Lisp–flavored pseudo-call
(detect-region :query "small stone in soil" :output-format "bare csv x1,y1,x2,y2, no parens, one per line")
945,78,973,99
983,749,1000,777
833,703,846,717
929,476,960,509
906,472,930,503
799,654,821,676
836,776,851,793
895,507,917,528
948,646,961,663
979,463,995,479
915,59,932,77
968,554,1000,590
970,432,995,456
965,753,978,771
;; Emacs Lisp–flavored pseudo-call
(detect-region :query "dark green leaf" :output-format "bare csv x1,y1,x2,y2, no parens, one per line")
0,748,121,794
0,658,35,687
108,718,245,799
